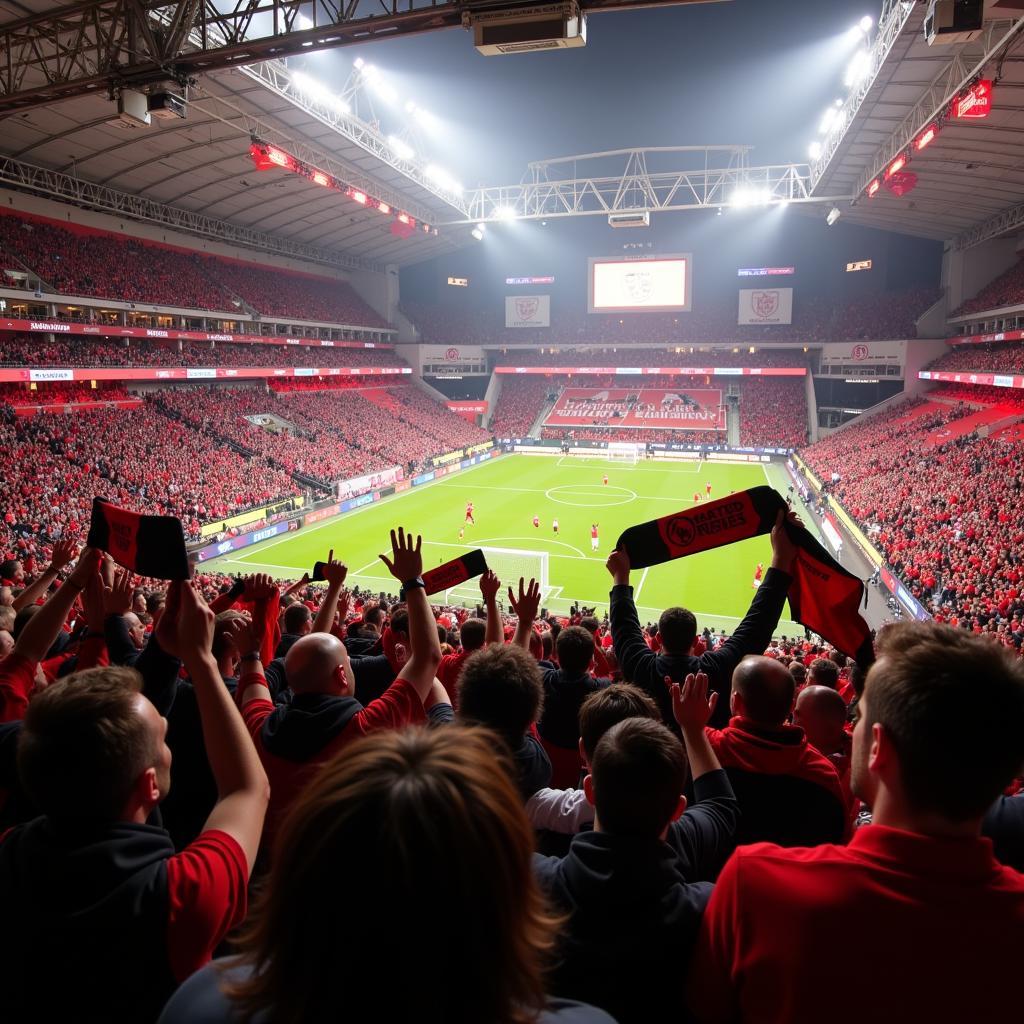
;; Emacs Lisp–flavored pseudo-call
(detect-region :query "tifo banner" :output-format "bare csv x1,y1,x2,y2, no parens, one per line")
336,465,403,501
545,388,725,431
949,329,1022,346
738,287,793,325
493,365,806,376
919,370,1024,389
0,318,391,348
505,295,550,328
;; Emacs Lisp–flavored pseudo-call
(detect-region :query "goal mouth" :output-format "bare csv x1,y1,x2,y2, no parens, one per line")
439,545,551,607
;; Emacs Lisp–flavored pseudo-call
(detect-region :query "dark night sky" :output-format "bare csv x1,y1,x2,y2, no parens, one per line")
296,0,882,185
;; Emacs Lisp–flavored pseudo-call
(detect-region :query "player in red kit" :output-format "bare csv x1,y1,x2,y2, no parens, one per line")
532,514,540,529
752,561,764,589
465,502,475,525
603,474,609,486
706,481,712,497
590,523,599,552
693,492,701,503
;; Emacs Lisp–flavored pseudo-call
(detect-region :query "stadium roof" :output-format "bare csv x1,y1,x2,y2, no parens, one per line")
811,4,1024,245
0,56,468,270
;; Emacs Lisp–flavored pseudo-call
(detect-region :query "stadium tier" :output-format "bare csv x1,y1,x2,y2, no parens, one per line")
0,210,386,326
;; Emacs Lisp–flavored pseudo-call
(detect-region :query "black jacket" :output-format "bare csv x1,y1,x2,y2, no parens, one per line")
533,769,739,1024
610,566,792,730
0,817,178,1023
538,665,610,749
984,793,1024,871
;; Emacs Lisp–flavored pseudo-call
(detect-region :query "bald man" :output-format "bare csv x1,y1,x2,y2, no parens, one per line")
236,529,443,849
794,685,852,792
704,655,849,847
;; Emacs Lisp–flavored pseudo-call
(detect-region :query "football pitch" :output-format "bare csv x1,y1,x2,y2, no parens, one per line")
210,454,816,634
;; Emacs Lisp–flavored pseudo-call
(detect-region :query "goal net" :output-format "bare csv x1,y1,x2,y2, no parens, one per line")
440,547,551,606
605,447,640,464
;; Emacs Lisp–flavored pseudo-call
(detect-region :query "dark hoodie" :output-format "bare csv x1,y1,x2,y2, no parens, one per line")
0,817,177,1023
707,716,848,847
513,731,553,801
533,769,738,1024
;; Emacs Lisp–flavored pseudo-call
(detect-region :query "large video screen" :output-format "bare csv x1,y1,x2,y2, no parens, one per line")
588,254,692,313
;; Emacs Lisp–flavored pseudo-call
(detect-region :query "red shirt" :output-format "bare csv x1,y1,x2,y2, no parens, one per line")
689,825,1024,1023
0,652,37,723
242,676,425,845
165,830,249,982
438,649,474,705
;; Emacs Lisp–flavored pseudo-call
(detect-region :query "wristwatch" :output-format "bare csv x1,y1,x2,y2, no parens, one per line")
400,577,426,599
239,650,262,662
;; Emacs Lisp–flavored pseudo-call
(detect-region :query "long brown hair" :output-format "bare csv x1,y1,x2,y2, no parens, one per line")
224,726,561,1024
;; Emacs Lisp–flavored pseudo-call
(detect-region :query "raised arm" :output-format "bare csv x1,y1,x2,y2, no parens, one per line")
508,577,541,650
379,528,442,702
312,552,348,635
607,548,658,684
12,537,78,612
14,547,100,665
666,671,739,881
158,580,269,872
479,570,503,646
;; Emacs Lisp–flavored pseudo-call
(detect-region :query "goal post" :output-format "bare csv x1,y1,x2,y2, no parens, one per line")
441,546,551,606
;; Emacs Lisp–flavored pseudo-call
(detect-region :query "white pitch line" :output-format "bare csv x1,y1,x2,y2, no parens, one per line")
634,565,650,603
438,480,693,502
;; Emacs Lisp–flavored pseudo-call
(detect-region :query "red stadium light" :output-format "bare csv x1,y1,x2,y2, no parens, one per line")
915,124,939,150
377,201,391,214
312,170,330,187
885,154,907,178
866,178,881,198
350,190,368,205
954,79,993,119
397,212,410,224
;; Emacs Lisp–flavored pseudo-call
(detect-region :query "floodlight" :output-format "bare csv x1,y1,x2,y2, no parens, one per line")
475,223,486,233
730,187,772,208
845,50,871,88
819,107,838,133
826,206,841,226
354,57,365,69
859,15,873,32
387,135,414,160
494,206,517,221
471,228,484,241
808,141,823,160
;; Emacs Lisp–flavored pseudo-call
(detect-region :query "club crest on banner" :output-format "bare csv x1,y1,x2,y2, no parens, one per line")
752,290,779,318
625,270,654,303
516,297,540,320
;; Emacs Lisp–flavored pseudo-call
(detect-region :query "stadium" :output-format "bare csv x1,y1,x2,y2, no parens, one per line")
0,0,1023,1020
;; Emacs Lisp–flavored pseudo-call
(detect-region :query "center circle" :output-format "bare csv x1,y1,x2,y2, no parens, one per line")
545,485,638,508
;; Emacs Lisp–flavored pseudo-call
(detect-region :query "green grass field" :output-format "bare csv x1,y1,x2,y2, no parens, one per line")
210,454,814,633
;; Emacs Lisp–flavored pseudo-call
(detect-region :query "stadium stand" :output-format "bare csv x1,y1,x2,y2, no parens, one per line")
925,343,1024,373
0,211,386,327
800,396,1024,636
0,334,405,369
952,255,1024,316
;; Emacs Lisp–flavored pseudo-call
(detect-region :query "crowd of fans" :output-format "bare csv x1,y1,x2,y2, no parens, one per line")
800,394,1024,639
199,258,387,327
926,342,1024,375
488,348,811,369
0,403,301,545
0,333,405,370
0,212,387,327
404,289,936,347
953,256,1024,316
0,383,132,408
0,502,1020,1023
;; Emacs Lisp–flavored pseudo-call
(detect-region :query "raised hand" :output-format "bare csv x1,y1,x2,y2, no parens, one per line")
666,671,719,735
157,580,215,664
224,614,258,657
244,573,278,601
66,547,102,591
605,548,631,586
479,569,501,603
103,568,137,617
322,549,348,588
508,577,542,624
770,509,800,573
48,536,79,573
379,527,423,583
